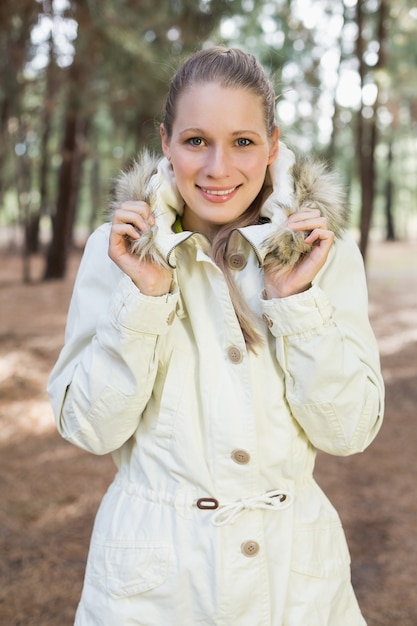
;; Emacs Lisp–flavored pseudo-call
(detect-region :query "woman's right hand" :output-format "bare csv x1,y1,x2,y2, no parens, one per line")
109,201,173,296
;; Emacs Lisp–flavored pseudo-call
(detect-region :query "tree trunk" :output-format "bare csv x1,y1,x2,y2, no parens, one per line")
358,120,377,261
29,34,57,253
13,121,32,283
0,96,10,205
43,30,92,280
44,83,89,279
43,0,94,280
88,156,101,232
384,140,395,241
356,0,388,263
327,2,350,166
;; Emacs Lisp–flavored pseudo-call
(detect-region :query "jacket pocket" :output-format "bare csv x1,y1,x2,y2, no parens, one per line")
291,522,351,578
102,541,171,599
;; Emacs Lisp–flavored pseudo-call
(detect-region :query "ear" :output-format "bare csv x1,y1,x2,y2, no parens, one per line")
267,127,280,165
160,124,170,158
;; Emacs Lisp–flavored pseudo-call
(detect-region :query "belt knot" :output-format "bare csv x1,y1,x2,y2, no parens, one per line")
209,489,293,526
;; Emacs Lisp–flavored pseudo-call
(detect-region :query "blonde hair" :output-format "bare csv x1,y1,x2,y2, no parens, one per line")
163,47,277,350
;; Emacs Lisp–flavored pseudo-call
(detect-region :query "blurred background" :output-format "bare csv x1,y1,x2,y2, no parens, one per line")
0,0,416,279
1,1,417,624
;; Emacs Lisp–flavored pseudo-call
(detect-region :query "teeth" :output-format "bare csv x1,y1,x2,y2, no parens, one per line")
201,187,236,196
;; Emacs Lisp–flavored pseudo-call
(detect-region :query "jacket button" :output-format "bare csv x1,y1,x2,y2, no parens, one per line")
227,346,243,364
227,253,247,270
231,449,250,464
262,313,273,328
241,541,260,557
166,310,176,325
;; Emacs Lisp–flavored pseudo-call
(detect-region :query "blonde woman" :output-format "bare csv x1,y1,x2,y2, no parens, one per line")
48,47,384,625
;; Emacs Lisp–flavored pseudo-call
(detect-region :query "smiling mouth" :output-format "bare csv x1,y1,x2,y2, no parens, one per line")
199,186,238,196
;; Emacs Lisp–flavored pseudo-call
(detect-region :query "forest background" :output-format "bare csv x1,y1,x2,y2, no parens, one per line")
1,0,416,278
1,1,417,624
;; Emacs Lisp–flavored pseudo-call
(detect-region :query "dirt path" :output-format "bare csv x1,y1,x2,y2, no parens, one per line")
0,240,416,625
316,241,417,625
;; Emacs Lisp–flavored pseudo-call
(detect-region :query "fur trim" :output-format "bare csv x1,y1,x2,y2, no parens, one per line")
263,156,348,269
110,151,170,269
110,147,348,271
110,150,160,208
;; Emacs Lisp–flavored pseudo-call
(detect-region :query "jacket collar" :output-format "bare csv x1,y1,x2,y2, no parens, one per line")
146,141,296,267
112,140,346,269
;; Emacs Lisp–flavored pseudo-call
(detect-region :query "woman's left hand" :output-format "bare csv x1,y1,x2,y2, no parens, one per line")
264,209,335,299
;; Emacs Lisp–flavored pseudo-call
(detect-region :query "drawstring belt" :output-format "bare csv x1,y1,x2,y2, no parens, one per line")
196,489,293,526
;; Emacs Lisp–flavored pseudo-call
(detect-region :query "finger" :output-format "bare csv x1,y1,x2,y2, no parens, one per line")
118,200,153,217
113,206,155,232
304,229,335,251
110,222,142,241
288,216,328,232
288,209,322,223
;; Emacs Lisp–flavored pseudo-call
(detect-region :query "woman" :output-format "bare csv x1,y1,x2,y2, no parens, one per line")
48,47,384,625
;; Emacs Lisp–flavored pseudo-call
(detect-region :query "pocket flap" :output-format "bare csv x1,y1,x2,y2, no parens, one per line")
104,542,171,598
291,523,351,578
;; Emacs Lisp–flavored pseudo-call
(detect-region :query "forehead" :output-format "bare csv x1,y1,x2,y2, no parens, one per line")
172,82,266,133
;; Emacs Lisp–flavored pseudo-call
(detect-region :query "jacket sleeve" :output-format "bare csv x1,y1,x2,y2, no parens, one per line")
47,224,179,455
260,232,384,456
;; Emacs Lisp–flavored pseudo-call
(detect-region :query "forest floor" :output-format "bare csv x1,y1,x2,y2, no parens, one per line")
0,239,416,625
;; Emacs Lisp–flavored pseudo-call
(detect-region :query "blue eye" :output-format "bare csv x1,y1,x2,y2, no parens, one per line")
237,138,251,147
189,137,203,146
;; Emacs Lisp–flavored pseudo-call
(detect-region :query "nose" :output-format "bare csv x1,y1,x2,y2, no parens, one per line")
205,145,231,179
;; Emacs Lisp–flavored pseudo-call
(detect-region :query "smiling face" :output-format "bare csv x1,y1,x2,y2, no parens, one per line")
160,82,279,238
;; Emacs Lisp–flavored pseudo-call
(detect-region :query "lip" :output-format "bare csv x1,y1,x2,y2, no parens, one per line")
197,184,241,203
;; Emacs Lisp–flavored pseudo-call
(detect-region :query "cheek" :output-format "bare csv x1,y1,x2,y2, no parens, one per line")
171,155,194,182
249,161,269,189
238,151,269,176
171,161,195,202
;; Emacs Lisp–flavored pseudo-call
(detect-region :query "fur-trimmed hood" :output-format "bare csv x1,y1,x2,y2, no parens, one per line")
111,141,348,270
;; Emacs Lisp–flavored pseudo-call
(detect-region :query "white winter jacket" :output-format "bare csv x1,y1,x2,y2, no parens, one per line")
48,144,384,625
